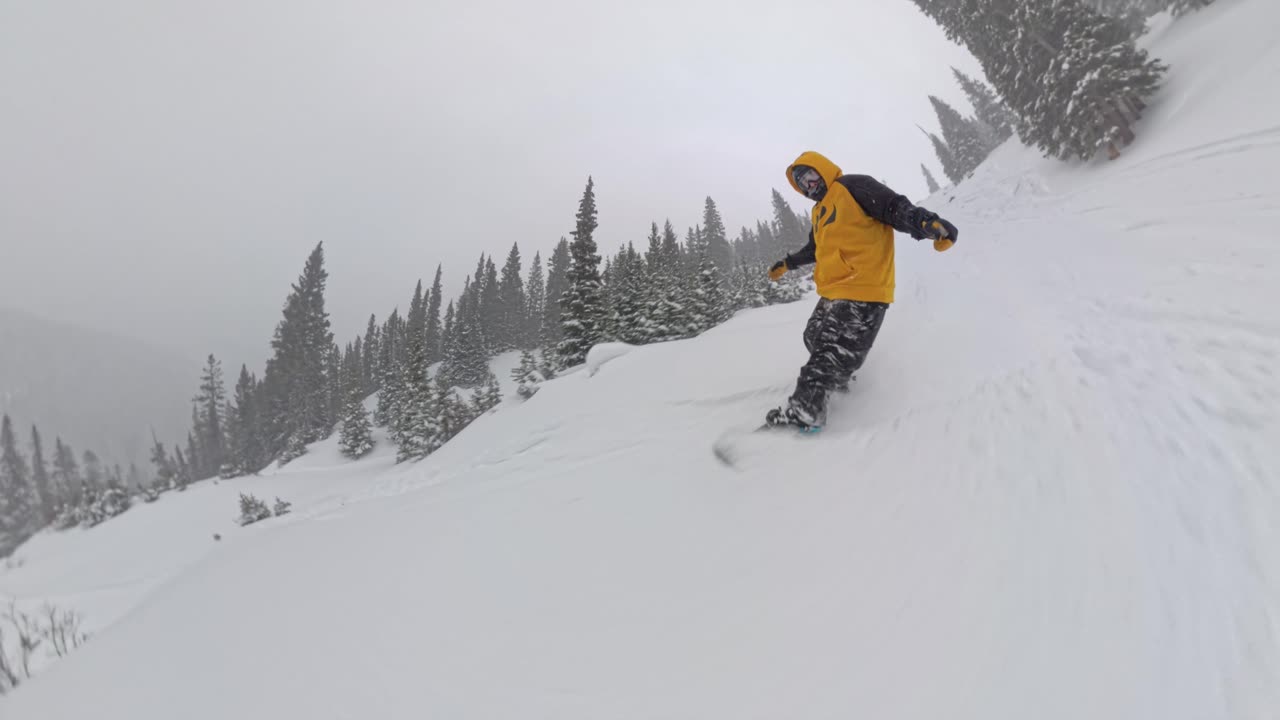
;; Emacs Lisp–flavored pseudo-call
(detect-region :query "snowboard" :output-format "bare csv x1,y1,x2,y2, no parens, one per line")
712,422,822,469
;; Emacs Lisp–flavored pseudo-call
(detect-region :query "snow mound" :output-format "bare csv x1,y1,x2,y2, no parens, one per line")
584,342,637,377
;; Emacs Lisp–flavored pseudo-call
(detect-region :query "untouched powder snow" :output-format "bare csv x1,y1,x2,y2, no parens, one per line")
3,2,1279,717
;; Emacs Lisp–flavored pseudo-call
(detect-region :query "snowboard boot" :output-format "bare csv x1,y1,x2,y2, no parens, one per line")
764,405,823,433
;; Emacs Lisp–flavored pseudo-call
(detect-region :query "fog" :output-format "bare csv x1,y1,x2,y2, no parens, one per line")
0,0,980,370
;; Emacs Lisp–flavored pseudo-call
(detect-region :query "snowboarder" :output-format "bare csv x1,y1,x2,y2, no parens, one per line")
765,150,957,431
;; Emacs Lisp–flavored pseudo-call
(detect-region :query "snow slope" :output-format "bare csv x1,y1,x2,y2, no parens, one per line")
4,2,1279,717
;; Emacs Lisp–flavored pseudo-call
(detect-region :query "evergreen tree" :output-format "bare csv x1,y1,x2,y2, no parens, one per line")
912,0,1165,161
375,310,402,426
687,248,727,334
225,365,263,475
478,255,501,356
29,426,53,527
770,189,806,253
432,375,474,446
611,243,650,345
436,302,457,387
470,369,503,415
641,221,685,342
524,252,546,350
701,197,734,273
557,177,606,368
930,95,994,178
542,238,572,349
922,164,941,194
325,342,343,439
50,438,80,513
497,243,526,353
922,126,963,184
363,314,380,395
0,415,36,555
756,220,781,263
183,430,202,479
424,265,444,365
82,450,103,488
952,67,1017,143
338,343,375,460
394,279,438,461
260,242,335,459
149,433,177,491
173,446,191,490
193,354,228,477
511,349,544,399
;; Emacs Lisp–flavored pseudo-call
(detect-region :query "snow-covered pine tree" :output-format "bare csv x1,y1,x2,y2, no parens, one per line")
921,126,963,184
184,428,205,478
28,425,53,527
425,265,444,365
755,220,781,265
930,95,994,178
599,256,618,344
475,255,501,357
556,177,606,368
225,365,263,475
435,301,457,388
149,433,177,492
362,314,380,396
913,0,1165,161
643,221,685,343
432,375,473,446
0,415,36,555
542,238,571,350
614,243,651,345
50,438,79,515
324,342,343,440
952,67,1017,143
922,164,941,194
82,450,103,488
524,252,545,350
173,446,191,490
702,197,734,273
770,189,807,254
193,354,227,477
498,243,526,354
470,369,502,415
393,280,437,461
687,246,727,335
446,282,492,388
97,469,131,521
338,341,375,460
511,348,543,399
260,242,335,460
375,310,401,426
733,226,762,268
1018,1,1165,160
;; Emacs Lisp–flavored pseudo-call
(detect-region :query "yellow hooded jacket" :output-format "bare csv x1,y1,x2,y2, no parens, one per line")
785,151,928,304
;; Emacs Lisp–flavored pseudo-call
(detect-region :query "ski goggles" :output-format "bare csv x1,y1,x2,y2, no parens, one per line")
792,166,823,193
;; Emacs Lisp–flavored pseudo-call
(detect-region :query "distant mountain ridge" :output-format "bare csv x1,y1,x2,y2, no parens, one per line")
0,307,196,467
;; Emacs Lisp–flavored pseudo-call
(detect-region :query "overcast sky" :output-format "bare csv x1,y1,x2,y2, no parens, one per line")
0,0,980,372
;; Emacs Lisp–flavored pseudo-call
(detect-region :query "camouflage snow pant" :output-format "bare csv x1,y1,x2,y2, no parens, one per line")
787,298,888,426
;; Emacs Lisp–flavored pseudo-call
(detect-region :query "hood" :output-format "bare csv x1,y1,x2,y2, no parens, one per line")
786,151,843,198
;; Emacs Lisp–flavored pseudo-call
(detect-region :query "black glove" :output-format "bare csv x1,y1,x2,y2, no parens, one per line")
908,209,958,243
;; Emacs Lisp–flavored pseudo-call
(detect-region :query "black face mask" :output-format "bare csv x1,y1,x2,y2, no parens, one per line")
792,165,827,200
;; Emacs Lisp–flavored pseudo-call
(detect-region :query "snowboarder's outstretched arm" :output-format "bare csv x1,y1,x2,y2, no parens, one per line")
768,230,816,280
838,175,957,249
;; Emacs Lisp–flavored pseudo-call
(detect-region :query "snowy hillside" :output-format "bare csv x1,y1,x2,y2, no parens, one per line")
4,2,1280,717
